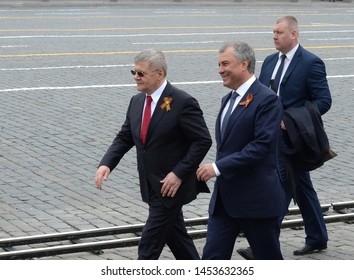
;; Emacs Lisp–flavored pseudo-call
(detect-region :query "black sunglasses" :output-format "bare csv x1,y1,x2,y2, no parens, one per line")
131,70,147,77
131,69,159,78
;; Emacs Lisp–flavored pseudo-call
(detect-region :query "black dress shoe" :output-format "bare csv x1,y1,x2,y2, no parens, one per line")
236,247,254,260
293,244,327,255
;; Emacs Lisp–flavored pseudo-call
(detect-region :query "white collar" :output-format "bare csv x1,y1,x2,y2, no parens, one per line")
147,80,167,103
234,75,256,99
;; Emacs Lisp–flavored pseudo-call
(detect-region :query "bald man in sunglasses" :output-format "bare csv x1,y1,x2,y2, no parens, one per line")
95,49,212,260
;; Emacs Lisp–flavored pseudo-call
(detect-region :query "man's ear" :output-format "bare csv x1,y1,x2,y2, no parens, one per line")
242,60,249,72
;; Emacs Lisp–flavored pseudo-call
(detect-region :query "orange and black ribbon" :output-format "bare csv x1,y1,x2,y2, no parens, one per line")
239,93,253,108
160,97,173,111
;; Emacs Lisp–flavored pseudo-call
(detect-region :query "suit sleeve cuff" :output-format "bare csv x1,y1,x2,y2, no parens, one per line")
212,163,221,177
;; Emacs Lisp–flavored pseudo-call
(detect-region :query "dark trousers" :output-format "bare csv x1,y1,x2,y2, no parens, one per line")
137,188,199,260
295,171,328,246
279,153,328,246
202,195,283,260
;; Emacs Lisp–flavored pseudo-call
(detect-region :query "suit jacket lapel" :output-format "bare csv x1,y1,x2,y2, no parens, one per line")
131,93,146,147
219,81,259,145
264,55,279,88
216,92,229,144
281,46,302,87
221,97,246,143
218,91,247,145
144,82,173,145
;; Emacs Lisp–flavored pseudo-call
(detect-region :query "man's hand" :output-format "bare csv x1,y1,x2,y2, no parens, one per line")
196,163,216,182
160,172,182,198
95,165,111,190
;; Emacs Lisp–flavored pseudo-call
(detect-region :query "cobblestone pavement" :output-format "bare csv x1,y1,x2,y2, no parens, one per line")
0,1,353,260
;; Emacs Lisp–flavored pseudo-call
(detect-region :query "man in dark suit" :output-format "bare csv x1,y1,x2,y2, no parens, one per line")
95,49,212,259
237,16,332,259
196,41,285,260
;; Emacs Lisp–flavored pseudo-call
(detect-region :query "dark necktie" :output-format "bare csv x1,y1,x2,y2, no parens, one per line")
272,54,286,93
141,95,152,144
221,91,238,139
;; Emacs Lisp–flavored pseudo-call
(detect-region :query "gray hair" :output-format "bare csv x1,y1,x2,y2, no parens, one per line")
134,49,167,76
219,41,256,74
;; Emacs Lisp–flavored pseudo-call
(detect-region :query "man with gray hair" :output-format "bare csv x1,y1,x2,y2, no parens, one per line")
95,49,212,259
197,42,285,259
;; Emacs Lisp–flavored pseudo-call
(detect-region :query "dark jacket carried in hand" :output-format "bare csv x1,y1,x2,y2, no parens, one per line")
281,101,336,172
